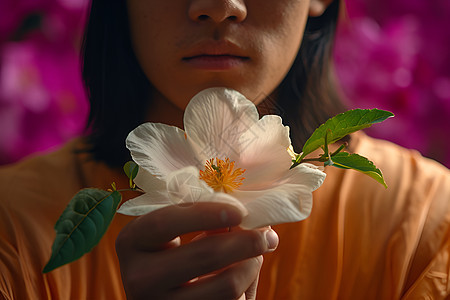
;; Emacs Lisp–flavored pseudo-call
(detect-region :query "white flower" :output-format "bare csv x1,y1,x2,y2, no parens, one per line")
117,88,326,229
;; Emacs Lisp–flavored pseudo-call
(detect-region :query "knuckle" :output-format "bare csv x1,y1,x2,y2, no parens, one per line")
115,226,133,255
139,212,166,236
116,211,169,254
191,245,221,273
136,213,172,246
253,255,264,268
122,261,167,298
219,276,242,300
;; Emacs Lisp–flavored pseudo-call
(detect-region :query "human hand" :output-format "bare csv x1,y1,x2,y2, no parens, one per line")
115,202,279,300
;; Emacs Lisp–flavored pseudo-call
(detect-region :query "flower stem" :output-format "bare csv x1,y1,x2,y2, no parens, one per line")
290,156,328,169
330,142,348,157
299,157,327,163
116,188,145,193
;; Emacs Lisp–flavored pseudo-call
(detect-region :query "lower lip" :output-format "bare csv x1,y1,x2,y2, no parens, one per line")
183,55,248,70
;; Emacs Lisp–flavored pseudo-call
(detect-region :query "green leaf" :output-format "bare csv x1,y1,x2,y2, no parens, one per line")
123,161,139,180
329,152,387,188
43,189,121,273
299,109,394,160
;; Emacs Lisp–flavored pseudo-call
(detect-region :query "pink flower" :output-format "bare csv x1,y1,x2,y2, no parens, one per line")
0,40,87,164
335,0,450,167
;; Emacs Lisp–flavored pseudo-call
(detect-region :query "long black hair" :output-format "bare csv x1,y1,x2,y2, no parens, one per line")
81,0,345,167
278,0,346,152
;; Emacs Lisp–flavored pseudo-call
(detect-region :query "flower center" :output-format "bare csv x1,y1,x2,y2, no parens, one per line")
199,158,246,193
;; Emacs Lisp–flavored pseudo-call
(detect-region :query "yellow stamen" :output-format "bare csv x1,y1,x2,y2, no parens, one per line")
199,158,246,193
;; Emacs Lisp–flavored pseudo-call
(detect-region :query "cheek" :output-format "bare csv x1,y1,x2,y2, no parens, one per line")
265,26,304,78
127,2,181,82
249,5,308,103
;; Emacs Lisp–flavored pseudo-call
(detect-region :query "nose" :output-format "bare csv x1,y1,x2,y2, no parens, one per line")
188,0,247,23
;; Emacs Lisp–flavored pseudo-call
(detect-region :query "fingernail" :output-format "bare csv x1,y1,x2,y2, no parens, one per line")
265,229,279,251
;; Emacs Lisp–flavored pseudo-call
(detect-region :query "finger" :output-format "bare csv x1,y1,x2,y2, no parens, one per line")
117,202,244,251
191,228,230,242
192,226,270,242
244,270,260,300
155,228,277,287
118,229,276,293
170,256,264,300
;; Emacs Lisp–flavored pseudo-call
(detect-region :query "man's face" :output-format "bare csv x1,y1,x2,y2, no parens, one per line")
127,0,312,109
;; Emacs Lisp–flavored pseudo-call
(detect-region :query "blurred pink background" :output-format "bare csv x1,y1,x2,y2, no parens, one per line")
1,0,449,167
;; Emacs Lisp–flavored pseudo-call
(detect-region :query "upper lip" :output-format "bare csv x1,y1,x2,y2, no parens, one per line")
183,40,249,59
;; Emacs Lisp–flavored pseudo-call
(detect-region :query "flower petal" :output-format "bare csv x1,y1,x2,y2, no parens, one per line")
184,88,259,161
237,115,292,189
198,192,249,217
166,166,248,215
133,167,167,195
239,188,314,229
285,163,327,192
117,193,169,216
235,164,326,229
240,115,291,152
287,145,298,161
166,166,213,205
117,191,248,217
238,146,292,190
126,122,200,179
117,168,170,216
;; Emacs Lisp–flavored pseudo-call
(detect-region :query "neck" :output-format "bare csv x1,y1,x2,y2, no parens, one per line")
146,89,185,129
146,88,280,129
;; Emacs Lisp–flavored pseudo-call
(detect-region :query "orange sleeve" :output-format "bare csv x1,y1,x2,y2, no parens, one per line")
0,165,50,299
0,142,130,299
257,133,450,299
400,151,450,299
402,238,450,299
0,222,31,300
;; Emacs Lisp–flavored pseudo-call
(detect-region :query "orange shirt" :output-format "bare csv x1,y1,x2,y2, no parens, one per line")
1,133,449,299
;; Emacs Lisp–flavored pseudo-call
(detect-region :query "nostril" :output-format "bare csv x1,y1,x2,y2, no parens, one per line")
196,14,238,22
188,1,247,24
